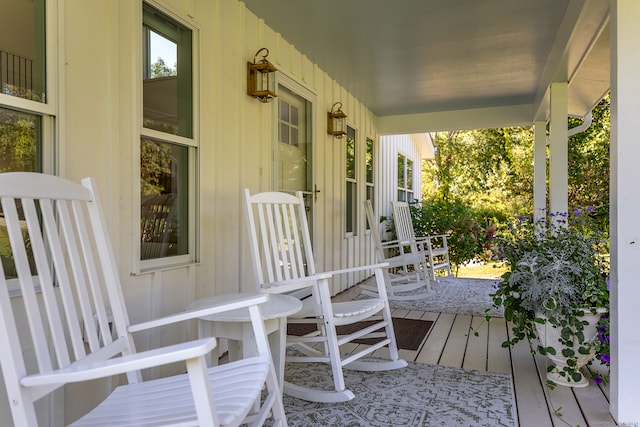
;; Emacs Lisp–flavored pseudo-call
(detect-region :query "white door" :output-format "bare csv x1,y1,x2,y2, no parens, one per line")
275,83,314,227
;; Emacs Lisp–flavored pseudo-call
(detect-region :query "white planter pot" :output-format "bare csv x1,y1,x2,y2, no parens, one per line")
534,308,605,388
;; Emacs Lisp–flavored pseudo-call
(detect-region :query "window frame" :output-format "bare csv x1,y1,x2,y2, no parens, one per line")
397,152,414,202
345,125,357,237
135,1,199,273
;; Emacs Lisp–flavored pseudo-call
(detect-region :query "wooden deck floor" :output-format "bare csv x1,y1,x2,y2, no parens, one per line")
385,307,617,427
333,283,617,426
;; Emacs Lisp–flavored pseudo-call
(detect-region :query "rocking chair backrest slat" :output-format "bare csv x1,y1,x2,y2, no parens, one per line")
0,173,138,397
391,201,417,244
1,196,54,372
243,190,315,290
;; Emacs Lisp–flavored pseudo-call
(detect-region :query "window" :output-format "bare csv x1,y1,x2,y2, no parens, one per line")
397,153,414,202
0,0,53,285
346,126,357,235
365,137,374,230
140,3,196,267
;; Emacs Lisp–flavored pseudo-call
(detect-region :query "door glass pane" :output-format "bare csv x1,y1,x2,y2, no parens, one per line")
140,138,189,260
143,4,192,138
0,0,47,102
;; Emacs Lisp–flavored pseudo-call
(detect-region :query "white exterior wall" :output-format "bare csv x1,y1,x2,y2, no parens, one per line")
377,133,431,239
0,0,380,424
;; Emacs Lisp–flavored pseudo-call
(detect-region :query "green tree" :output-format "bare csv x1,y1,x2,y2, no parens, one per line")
568,95,610,233
426,126,534,219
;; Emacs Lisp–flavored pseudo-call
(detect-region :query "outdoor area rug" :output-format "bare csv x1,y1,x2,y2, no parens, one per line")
274,358,517,426
287,317,433,351
388,277,504,317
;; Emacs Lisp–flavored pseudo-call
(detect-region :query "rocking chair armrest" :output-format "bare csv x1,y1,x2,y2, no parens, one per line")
322,262,389,277
21,338,217,387
261,273,333,294
128,293,269,333
380,240,403,249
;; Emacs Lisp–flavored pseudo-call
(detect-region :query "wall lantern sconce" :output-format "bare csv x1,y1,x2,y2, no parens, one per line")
327,102,347,138
247,48,278,102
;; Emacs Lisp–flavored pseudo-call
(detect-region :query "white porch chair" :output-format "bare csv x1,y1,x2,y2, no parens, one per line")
361,200,431,299
0,172,286,427
391,201,452,281
242,189,407,403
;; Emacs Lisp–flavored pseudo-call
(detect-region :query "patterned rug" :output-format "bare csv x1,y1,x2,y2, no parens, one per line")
388,277,504,317
275,359,517,426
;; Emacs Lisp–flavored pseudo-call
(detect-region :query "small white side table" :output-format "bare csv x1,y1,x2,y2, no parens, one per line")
188,293,302,390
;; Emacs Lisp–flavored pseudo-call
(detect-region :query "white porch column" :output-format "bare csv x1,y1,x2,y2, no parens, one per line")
548,82,568,215
610,0,640,423
533,120,547,226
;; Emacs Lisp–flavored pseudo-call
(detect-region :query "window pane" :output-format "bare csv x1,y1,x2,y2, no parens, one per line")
346,182,355,233
407,159,413,188
0,0,46,102
397,155,405,187
0,107,42,279
280,100,289,122
280,123,289,144
366,138,374,183
140,138,189,260
143,4,192,138
0,107,42,173
346,127,356,179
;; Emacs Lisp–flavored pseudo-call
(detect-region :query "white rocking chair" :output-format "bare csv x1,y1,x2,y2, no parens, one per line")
392,201,452,281
361,200,431,300
242,189,407,403
0,172,286,427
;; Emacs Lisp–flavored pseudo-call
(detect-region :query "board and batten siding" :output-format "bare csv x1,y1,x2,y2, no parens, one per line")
376,133,434,240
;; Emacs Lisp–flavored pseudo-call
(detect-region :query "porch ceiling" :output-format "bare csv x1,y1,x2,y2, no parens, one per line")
240,0,611,133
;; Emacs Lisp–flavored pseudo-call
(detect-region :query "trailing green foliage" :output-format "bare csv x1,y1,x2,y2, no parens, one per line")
490,210,609,387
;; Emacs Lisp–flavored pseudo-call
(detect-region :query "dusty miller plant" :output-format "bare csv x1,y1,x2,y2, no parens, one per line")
488,209,609,387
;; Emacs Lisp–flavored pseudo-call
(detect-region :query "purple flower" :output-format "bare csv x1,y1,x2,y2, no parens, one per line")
586,206,595,211
600,353,610,363
594,376,603,385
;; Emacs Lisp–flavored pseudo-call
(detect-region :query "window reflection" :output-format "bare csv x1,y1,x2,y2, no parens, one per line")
140,138,189,260
0,0,47,102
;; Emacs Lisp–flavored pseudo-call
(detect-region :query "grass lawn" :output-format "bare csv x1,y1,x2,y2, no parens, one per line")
454,261,507,280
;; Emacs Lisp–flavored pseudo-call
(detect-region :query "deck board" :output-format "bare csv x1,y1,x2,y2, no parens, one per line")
438,314,472,368
463,316,488,371
510,336,555,426
487,317,512,374
415,312,454,364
